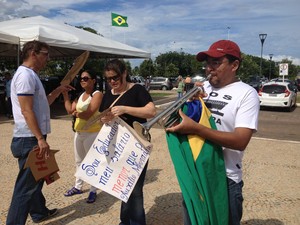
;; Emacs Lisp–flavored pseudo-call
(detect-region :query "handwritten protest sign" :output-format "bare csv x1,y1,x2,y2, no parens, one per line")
75,117,152,202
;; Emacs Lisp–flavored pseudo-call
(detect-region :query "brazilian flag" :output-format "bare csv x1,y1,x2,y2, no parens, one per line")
111,12,128,27
166,98,228,225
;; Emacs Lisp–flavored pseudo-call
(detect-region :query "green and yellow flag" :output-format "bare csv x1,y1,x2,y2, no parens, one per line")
166,98,229,225
111,12,128,27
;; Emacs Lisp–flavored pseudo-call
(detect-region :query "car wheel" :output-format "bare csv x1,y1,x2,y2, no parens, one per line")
161,86,167,91
287,101,293,112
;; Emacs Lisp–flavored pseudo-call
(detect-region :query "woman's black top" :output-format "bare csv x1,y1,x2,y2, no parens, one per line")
99,84,153,127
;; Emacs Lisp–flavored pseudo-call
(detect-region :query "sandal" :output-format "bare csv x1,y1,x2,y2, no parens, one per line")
64,187,83,197
86,191,97,203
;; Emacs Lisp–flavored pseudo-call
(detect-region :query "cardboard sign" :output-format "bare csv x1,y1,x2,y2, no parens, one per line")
60,51,90,85
24,147,60,185
75,117,152,202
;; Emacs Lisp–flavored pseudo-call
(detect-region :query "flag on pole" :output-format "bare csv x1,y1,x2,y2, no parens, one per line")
111,12,128,27
166,99,229,225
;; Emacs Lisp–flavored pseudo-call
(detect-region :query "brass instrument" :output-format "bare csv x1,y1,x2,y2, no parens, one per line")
133,78,209,141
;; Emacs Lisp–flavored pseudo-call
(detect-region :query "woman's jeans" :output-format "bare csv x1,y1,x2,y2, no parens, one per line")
182,178,244,225
119,161,148,225
6,136,49,225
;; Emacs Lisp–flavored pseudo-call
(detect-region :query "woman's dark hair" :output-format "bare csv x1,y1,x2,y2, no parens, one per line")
104,59,126,75
104,59,130,81
82,69,97,80
21,40,49,61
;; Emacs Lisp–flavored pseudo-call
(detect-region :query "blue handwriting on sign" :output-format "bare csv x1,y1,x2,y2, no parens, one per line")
99,166,114,185
126,142,150,176
111,132,131,162
92,120,120,156
81,159,101,176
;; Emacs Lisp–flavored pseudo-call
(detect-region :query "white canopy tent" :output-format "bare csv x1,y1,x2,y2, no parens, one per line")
0,16,150,59
0,31,19,44
0,31,20,62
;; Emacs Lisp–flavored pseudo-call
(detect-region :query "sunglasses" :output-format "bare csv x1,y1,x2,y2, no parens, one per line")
80,77,92,82
105,74,121,82
39,50,49,56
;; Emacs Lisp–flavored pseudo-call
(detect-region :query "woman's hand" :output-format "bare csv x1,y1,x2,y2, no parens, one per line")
110,106,126,117
100,111,115,123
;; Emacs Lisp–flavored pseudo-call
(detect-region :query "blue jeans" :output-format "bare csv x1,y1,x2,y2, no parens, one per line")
182,178,244,225
178,92,183,99
119,161,148,225
6,136,50,225
227,178,244,225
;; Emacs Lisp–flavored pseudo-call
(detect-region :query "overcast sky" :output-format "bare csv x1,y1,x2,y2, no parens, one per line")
1,0,299,67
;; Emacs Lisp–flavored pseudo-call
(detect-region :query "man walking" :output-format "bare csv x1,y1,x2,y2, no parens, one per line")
6,40,72,225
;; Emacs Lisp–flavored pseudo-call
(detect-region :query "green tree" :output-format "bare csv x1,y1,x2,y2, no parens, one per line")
165,63,179,77
139,59,155,78
132,66,140,76
239,54,260,81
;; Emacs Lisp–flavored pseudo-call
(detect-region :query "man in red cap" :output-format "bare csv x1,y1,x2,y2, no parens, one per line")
167,40,260,225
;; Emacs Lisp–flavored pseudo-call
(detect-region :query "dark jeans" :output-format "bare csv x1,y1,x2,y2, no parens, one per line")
119,161,148,225
182,178,244,225
6,136,50,225
227,178,244,225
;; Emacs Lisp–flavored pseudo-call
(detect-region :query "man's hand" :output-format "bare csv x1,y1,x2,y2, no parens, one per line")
37,138,50,159
165,109,198,135
57,84,75,93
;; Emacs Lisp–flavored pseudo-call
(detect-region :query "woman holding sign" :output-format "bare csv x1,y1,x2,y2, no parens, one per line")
100,59,156,225
62,70,103,203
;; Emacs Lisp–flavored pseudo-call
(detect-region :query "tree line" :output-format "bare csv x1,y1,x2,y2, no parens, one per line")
133,51,300,82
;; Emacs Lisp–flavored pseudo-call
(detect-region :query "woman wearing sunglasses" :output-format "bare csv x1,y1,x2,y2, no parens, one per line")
62,70,103,203
100,59,156,225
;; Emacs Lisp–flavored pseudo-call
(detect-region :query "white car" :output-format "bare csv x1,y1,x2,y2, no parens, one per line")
258,81,297,111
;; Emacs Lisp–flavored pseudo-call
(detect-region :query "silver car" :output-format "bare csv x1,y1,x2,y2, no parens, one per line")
149,77,173,90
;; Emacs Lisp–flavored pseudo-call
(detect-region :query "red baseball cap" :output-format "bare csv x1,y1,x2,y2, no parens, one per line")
196,40,241,61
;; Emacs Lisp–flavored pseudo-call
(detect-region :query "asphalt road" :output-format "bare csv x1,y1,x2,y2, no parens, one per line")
254,106,300,142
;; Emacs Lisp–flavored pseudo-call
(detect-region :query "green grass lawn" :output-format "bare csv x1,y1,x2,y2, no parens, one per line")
150,92,173,98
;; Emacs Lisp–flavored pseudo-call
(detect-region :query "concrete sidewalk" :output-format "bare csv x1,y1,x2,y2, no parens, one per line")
0,118,299,225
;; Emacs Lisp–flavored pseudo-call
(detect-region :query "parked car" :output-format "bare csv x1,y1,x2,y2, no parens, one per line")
270,78,298,93
149,77,173,90
169,77,179,88
247,75,261,92
296,78,300,91
192,75,206,83
258,81,297,112
40,76,63,95
131,76,145,87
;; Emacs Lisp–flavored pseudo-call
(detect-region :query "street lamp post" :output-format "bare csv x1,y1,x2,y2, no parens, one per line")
269,53,273,80
227,27,230,40
259,34,267,77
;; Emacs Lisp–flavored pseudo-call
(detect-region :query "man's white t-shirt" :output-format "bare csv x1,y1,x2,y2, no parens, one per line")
11,66,51,137
203,80,259,183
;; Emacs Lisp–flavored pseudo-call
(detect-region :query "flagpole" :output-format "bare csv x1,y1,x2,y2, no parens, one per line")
110,12,112,40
